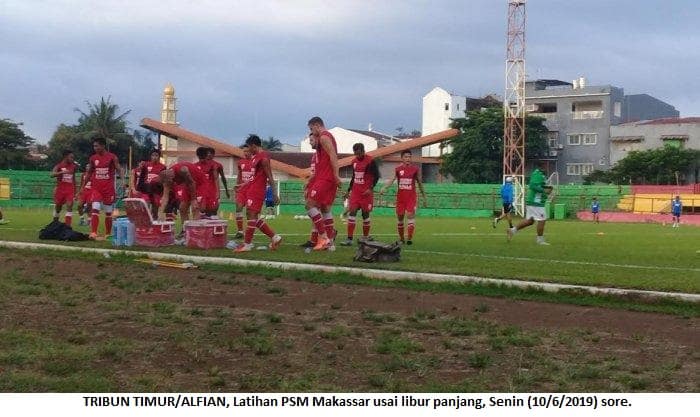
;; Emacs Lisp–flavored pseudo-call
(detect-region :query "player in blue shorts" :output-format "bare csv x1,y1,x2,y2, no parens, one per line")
264,184,276,219
671,195,682,228
591,197,600,223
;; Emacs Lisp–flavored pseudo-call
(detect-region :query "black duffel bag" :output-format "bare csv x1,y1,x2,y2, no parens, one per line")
354,240,401,263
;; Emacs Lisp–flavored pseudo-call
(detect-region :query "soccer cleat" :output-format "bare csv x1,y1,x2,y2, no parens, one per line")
269,234,283,250
536,237,550,245
493,218,498,229
299,240,315,248
507,227,515,241
340,238,353,246
313,236,331,251
234,243,254,252
234,231,244,239
406,240,413,245
88,232,98,240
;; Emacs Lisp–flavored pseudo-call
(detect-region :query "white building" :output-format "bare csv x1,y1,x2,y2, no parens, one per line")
299,127,379,154
421,87,466,157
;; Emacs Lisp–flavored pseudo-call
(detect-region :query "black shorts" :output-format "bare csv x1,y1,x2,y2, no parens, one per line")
503,203,513,213
265,200,275,208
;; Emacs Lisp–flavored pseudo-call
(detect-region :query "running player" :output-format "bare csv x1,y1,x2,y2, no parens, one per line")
494,176,514,229
380,150,427,245
83,135,124,240
305,117,340,251
206,147,230,217
591,197,600,224
233,134,282,252
51,149,77,226
233,144,253,238
508,161,551,245
671,195,682,228
340,143,380,246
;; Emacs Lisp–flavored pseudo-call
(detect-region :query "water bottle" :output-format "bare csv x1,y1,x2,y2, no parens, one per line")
112,218,123,246
124,220,135,246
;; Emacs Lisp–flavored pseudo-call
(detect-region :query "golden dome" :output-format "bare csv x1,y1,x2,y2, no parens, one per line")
163,83,175,96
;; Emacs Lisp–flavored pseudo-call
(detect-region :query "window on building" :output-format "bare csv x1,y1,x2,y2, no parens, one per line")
583,133,597,145
567,134,581,145
444,103,449,111
566,164,581,176
614,102,622,118
582,164,595,175
538,103,558,113
547,131,559,148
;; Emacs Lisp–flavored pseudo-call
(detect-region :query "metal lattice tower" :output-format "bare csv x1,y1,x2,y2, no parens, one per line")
503,0,526,215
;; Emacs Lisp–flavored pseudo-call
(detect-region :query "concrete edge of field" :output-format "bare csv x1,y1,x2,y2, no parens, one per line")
1,240,698,303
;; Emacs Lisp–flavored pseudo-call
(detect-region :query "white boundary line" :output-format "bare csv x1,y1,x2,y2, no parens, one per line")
0,240,698,303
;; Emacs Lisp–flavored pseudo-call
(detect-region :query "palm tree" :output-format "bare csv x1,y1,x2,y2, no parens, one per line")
261,136,283,151
75,96,131,147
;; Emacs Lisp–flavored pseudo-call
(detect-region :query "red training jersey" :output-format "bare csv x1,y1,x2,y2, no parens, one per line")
145,161,166,183
350,155,375,195
396,164,419,198
89,151,119,187
54,161,76,188
314,131,338,183
248,150,271,196
171,161,206,187
237,157,253,191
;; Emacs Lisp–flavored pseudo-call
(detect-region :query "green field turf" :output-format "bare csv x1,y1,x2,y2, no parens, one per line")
0,207,698,294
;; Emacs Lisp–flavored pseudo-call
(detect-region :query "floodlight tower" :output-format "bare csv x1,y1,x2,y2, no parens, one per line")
503,0,526,215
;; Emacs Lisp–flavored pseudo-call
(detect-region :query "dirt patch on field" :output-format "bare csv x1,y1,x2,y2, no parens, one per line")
0,249,697,392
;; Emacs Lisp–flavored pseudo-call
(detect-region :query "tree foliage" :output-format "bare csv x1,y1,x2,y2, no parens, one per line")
584,145,700,185
46,97,156,168
441,108,549,183
0,118,36,169
261,136,283,151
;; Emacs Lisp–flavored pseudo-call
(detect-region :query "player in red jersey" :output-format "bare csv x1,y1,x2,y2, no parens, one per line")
82,135,124,239
193,147,218,218
305,116,340,251
233,144,253,239
340,143,380,246
299,135,321,248
233,135,282,252
131,149,166,218
380,150,427,245
155,161,206,225
77,165,93,226
50,149,77,226
206,147,230,218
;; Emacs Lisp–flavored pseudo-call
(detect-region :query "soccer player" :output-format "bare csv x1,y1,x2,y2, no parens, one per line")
83,135,124,240
233,134,282,252
195,147,217,218
507,162,551,245
305,117,340,251
155,161,205,225
51,149,77,226
77,164,93,226
340,143,380,246
233,144,253,239
264,184,276,219
494,176,514,229
671,195,682,228
206,147,230,217
591,197,600,224
300,135,320,248
132,149,166,218
380,150,427,245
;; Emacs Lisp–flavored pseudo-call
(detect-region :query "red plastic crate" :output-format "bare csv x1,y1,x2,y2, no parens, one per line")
135,222,175,247
184,220,227,249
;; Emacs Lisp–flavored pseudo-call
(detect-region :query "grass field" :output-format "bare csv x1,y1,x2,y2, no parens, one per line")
0,207,698,294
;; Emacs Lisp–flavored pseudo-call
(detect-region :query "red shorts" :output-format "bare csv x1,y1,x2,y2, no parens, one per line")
196,192,218,212
349,191,374,213
91,183,116,205
235,189,247,207
79,187,92,204
241,188,264,214
307,179,337,207
54,186,75,206
396,195,417,216
141,192,162,207
174,184,189,203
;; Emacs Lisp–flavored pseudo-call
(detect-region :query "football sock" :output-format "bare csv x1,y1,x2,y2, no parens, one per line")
397,221,404,241
347,216,356,239
407,219,415,240
362,217,371,237
256,219,275,238
64,212,72,227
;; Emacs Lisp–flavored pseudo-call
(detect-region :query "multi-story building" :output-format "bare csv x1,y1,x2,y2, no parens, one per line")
525,78,678,183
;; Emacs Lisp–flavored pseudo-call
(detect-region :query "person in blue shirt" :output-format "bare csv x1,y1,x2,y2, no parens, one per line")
264,183,276,219
671,195,682,228
591,197,600,223
494,176,514,229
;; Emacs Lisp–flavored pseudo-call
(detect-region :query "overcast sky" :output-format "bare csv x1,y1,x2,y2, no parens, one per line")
1,0,698,145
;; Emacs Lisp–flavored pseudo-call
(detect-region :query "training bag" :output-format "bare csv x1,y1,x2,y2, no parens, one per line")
39,220,90,242
354,240,401,263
